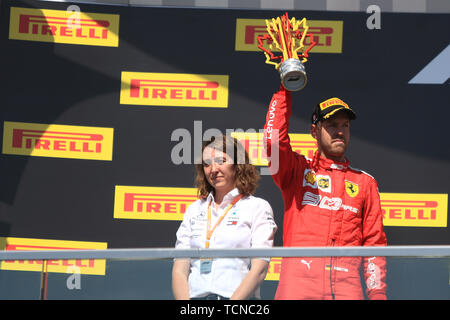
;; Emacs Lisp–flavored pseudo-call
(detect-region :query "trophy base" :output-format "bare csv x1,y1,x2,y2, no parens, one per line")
279,58,307,91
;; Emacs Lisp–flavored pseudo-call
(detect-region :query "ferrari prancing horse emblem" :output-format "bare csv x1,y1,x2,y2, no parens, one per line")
345,180,359,197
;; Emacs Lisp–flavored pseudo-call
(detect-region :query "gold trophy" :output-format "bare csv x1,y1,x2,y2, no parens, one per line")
257,12,317,91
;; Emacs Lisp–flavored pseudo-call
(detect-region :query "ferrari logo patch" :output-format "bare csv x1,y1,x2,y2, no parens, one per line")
345,180,359,197
305,171,316,185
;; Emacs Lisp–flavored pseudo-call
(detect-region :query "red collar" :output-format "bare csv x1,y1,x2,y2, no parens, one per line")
312,151,349,171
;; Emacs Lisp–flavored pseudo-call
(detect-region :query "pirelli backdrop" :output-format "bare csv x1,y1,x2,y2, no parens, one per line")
0,0,449,299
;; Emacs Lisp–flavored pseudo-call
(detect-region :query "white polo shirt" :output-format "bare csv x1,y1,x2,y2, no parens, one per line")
175,188,277,299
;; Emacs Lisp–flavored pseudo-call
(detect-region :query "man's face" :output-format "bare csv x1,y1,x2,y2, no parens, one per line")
310,111,351,162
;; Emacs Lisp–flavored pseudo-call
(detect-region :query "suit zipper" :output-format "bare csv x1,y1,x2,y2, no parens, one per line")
330,239,335,300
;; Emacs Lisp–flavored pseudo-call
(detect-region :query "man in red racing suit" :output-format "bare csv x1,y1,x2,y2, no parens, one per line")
264,87,387,300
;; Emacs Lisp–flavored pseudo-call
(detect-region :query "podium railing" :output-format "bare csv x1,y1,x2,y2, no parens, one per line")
0,246,449,300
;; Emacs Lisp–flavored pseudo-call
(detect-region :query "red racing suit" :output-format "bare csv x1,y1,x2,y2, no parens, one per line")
264,88,387,300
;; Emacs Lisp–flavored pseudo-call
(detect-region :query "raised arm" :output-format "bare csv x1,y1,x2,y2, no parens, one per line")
264,86,304,189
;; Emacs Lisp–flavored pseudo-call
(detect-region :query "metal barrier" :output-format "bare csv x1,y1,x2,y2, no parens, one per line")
1,246,450,260
1,246,449,300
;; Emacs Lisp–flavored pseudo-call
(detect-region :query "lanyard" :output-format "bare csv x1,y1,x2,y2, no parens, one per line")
205,194,243,248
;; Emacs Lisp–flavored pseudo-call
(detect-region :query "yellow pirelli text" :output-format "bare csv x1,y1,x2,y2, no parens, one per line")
114,186,199,221
231,132,317,166
9,7,119,47
235,18,343,53
380,193,448,227
2,121,114,161
264,257,282,281
120,72,229,108
0,237,107,275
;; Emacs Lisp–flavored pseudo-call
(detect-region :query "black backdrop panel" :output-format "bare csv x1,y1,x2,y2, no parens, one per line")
1,0,449,251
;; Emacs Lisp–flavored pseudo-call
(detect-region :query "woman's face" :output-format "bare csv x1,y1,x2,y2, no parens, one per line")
202,147,236,195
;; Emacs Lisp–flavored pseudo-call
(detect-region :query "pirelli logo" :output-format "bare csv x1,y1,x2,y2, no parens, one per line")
114,186,198,221
0,237,107,275
9,7,119,47
2,121,114,161
120,72,229,108
231,132,317,166
235,18,343,53
264,257,282,281
380,193,448,227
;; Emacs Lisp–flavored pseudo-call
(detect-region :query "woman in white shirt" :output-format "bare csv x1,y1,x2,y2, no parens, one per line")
172,135,277,300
